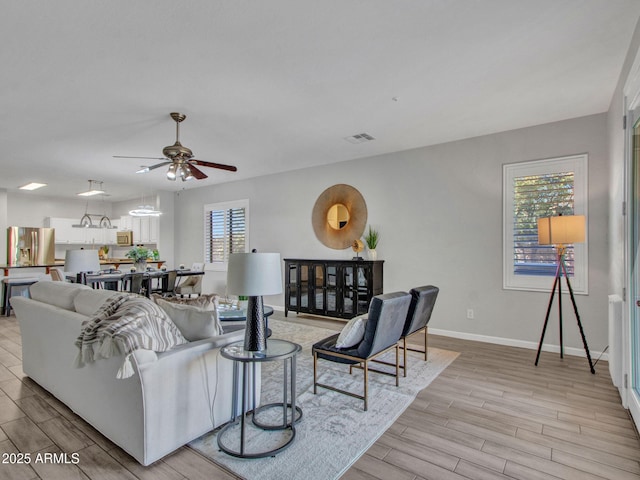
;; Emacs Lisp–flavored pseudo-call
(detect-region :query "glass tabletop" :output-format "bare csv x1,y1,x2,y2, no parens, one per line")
218,305,274,321
221,339,301,362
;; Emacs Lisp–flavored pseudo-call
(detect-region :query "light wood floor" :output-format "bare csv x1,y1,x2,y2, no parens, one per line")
0,311,638,480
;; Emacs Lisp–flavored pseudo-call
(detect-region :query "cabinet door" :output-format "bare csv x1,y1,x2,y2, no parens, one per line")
325,264,339,316
287,263,299,310
103,227,117,245
299,264,310,309
131,217,143,243
119,216,133,230
148,216,159,243
340,265,357,317
311,263,325,313
355,264,371,315
66,219,87,244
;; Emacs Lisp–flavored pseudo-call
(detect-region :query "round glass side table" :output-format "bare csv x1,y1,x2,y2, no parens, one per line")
217,339,303,458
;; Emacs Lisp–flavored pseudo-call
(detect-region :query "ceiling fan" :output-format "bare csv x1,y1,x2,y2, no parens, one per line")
114,112,237,181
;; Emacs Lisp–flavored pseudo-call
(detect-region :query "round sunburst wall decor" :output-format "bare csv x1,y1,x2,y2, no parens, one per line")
311,184,368,249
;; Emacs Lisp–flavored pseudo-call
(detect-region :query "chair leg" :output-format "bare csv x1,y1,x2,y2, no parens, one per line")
403,337,407,377
363,360,369,411
395,344,400,386
313,352,318,394
424,326,428,361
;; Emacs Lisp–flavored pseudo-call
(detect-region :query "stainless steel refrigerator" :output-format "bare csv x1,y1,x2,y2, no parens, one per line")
7,226,55,266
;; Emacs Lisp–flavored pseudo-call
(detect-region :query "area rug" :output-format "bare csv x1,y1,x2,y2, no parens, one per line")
189,319,459,480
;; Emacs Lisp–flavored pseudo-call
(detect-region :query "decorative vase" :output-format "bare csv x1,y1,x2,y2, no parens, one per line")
368,249,377,261
134,259,147,272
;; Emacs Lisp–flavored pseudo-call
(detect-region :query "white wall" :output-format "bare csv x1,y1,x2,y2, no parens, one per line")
174,113,609,354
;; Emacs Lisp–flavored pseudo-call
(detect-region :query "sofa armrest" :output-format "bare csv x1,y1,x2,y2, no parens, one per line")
152,327,245,362
132,349,158,366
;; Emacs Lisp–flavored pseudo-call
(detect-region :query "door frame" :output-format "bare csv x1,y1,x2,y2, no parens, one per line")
623,46,640,429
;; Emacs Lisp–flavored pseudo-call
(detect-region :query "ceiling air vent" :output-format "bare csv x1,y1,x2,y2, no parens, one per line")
344,133,375,144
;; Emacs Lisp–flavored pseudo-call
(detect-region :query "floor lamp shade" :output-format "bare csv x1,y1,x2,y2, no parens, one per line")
537,215,585,245
227,252,282,351
64,249,100,273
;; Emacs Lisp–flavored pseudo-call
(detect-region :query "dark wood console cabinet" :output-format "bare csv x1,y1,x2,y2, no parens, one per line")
284,259,384,319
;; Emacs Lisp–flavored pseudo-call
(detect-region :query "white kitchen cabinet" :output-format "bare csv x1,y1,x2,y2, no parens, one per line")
122,215,158,244
46,217,86,244
46,217,119,245
119,216,133,231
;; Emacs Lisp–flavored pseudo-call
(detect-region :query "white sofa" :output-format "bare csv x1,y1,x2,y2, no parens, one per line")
12,281,259,466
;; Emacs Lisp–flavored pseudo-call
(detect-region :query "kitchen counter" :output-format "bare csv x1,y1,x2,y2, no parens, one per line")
1,259,165,276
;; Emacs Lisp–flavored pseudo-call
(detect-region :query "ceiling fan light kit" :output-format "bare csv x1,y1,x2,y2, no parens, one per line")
115,112,238,182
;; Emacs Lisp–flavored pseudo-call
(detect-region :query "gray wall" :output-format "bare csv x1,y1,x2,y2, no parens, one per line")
175,112,609,354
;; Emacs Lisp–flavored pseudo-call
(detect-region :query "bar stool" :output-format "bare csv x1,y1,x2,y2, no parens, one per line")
2,277,40,316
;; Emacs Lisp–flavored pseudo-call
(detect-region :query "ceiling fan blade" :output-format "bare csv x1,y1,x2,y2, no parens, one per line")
191,159,238,172
146,161,172,171
136,161,171,174
187,164,208,180
113,155,167,160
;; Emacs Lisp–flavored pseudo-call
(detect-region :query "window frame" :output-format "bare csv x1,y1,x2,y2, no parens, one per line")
503,154,588,294
203,199,250,272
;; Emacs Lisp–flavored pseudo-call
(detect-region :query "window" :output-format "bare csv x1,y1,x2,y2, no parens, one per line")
503,154,588,293
204,199,249,270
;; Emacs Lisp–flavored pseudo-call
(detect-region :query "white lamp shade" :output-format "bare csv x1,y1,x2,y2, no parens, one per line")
64,249,101,273
226,253,282,296
537,215,585,245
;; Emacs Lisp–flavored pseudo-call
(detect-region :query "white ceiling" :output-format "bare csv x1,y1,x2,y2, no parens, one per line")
2,1,640,201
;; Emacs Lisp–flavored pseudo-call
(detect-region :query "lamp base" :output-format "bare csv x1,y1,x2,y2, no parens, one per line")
244,296,266,352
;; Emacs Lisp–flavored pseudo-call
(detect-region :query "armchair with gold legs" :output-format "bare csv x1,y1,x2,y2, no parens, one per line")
312,291,412,411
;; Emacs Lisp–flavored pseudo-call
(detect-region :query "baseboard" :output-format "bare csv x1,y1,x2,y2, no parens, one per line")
428,328,609,362
272,307,608,362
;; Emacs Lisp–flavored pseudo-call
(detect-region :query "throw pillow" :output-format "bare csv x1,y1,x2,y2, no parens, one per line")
151,293,217,310
156,298,223,341
335,315,367,348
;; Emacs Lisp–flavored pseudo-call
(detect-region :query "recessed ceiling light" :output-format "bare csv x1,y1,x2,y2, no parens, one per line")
19,182,47,190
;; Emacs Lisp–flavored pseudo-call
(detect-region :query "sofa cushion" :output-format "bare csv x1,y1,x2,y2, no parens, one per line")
156,298,223,341
74,289,121,316
29,281,90,311
335,314,367,348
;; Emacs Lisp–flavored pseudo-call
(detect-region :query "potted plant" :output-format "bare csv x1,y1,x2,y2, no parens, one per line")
126,246,150,271
364,226,379,261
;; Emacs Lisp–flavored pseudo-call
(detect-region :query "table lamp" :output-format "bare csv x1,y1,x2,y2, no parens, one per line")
534,214,594,373
227,252,282,351
64,249,101,284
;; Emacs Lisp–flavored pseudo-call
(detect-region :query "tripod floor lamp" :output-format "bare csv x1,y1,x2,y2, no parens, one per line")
534,214,595,374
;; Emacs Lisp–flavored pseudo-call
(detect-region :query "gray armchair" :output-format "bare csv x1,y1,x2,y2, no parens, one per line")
312,291,412,411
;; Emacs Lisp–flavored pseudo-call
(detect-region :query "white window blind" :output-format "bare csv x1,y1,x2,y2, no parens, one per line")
513,172,575,277
503,154,588,293
204,200,249,270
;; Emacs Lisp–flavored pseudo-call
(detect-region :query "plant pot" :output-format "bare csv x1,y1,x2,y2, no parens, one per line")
134,260,147,272
367,249,377,261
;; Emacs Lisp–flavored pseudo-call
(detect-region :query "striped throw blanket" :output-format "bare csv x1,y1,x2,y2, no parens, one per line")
74,293,187,378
